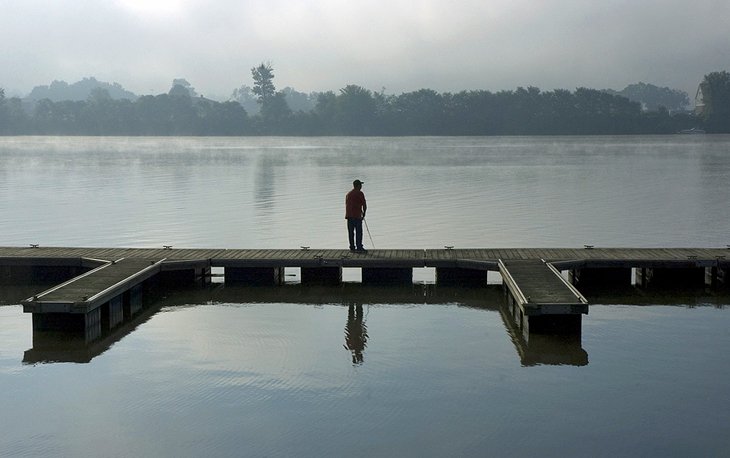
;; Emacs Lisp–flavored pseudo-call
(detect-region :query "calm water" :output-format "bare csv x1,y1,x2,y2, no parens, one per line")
1,136,730,457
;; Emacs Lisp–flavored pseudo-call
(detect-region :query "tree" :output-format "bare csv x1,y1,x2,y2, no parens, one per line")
335,85,376,135
170,78,197,98
1,96,30,134
699,71,730,132
612,82,689,112
169,83,193,98
260,91,292,133
32,99,86,134
196,99,248,135
230,85,260,114
313,91,337,134
27,77,137,102
80,88,138,135
543,89,579,134
251,63,276,104
392,89,445,135
248,63,294,133
572,88,641,134
280,87,318,112
0,88,6,132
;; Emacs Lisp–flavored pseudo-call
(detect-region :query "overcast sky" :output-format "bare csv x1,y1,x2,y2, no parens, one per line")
1,0,728,99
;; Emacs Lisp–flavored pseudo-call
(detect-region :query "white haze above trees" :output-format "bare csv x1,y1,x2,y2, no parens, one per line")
0,0,728,100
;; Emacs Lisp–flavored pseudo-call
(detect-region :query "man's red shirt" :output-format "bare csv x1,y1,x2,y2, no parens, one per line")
345,189,366,218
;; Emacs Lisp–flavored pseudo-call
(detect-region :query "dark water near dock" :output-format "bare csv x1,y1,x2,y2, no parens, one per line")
1,136,730,456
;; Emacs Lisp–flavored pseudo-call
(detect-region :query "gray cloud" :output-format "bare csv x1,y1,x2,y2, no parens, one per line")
1,0,728,99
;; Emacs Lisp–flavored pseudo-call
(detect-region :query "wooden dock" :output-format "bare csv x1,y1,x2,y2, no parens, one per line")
2,246,728,341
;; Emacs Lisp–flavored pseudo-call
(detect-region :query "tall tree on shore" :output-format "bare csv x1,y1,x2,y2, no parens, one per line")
251,63,276,104
250,62,293,133
699,71,730,132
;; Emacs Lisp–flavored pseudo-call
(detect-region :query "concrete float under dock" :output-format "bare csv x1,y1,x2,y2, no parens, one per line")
2,246,728,342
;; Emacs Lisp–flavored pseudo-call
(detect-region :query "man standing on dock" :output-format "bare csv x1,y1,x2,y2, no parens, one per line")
345,179,367,252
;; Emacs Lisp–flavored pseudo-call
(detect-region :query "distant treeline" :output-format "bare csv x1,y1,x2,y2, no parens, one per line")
2,72,729,136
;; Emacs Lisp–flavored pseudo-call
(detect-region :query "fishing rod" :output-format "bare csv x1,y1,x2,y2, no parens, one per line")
363,218,376,249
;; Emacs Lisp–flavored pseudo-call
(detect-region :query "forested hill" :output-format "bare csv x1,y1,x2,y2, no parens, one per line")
1,71,728,135
25,77,138,102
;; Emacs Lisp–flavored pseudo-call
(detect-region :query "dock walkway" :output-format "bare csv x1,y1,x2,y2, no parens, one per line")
27,258,162,314
2,246,727,266
499,259,588,313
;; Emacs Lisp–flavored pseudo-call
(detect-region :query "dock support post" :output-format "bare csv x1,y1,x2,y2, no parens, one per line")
159,266,211,286
85,308,101,343
526,314,582,334
301,267,342,285
109,296,124,329
636,267,705,288
123,284,144,320
569,267,631,289
705,266,728,288
32,313,84,333
225,267,284,286
435,268,488,286
192,265,212,285
362,268,412,285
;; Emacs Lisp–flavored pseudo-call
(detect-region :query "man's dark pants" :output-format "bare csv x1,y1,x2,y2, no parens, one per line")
346,217,363,250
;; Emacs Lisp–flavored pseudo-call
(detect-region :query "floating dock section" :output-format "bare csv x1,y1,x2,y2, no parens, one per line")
23,258,164,342
499,259,587,335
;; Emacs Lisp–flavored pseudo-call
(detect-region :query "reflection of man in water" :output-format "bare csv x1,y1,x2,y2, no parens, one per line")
344,304,368,365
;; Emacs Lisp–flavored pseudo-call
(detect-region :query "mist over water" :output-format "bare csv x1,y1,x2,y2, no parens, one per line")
1,136,730,457
2,135,730,249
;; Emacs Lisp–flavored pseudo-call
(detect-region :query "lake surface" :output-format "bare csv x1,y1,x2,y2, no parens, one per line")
1,136,730,457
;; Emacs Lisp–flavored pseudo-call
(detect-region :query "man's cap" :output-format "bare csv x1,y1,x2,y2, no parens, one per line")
353,179,364,186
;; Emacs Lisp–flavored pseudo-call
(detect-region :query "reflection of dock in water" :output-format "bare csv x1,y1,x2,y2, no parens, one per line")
23,294,164,364
21,281,724,366
19,283,505,364
499,304,588,367
196,283,505,310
